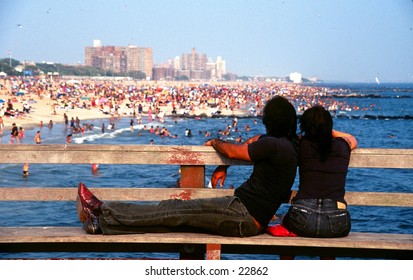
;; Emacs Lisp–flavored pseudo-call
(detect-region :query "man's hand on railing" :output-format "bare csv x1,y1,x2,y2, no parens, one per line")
210,165,229,188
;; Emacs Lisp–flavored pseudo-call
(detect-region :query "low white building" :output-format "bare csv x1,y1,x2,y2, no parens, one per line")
289,72,302,83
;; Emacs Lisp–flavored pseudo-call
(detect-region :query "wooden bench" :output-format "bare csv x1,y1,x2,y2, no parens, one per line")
0,145,412,259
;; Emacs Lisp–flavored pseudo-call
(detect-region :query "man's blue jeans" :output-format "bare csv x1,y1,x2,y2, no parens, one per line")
99,196,261,237
283,198,351,238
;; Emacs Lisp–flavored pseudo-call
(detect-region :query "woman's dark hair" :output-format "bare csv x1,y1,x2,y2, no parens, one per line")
262,96,297,139
299,105,333,161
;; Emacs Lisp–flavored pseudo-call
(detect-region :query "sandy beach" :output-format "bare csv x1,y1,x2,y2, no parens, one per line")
0,88,248,133
0,90,113,131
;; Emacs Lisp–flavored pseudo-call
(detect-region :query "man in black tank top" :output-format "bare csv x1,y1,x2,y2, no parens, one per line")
77,96,299,237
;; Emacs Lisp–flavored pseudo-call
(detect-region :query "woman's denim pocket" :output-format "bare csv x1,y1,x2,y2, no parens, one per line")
328,210,351,236
287,205,312,231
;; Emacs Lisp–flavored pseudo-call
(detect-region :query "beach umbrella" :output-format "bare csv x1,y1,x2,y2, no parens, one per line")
0,99,4,103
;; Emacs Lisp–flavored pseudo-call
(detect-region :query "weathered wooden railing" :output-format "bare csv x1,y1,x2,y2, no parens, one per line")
0,145,412,259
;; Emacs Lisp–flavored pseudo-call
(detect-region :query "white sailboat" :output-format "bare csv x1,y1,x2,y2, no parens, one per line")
375,76,380,84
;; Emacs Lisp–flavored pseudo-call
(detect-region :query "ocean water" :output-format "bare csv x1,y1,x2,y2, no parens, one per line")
0,82,412,259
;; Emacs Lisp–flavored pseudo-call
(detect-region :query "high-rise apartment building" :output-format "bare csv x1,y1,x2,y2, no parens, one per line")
85,45,126,73
164,48,225,81
154,50,227,81
181,48,207,70
126,45,153,79
85,40,153,79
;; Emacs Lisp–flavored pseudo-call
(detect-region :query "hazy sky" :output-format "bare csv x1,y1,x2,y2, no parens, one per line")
1,0,412,82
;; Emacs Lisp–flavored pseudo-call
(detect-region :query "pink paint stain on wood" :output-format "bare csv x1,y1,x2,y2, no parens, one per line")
170,189,193,200
166,148,204,165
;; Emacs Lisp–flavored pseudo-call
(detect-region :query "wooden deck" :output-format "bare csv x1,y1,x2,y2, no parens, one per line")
0,145,412,259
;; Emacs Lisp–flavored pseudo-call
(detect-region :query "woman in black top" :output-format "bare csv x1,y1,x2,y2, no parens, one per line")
282,105,358,238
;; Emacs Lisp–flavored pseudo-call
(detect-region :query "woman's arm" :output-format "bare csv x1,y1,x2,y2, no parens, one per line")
244,134,261,144
332,129,358,150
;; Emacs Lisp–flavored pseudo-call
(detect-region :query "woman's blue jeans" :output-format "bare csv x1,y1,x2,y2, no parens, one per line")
99,196,261,237
283,198,351,238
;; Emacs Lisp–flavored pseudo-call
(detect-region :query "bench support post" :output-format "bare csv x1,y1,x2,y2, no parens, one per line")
180,165,205,188
206,244,221,260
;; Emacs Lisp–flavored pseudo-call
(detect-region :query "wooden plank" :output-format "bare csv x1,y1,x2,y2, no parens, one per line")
350,148,413,168
0,145,412,168
0,188,412,207
0,227,411,252
344,192,413,207
0,188,234,202
0,144,247,166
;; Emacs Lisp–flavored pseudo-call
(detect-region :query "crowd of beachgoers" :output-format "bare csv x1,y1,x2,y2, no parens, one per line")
0,76,357,134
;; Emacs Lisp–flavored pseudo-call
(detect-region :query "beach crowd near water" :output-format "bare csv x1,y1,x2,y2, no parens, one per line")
0,76,370,141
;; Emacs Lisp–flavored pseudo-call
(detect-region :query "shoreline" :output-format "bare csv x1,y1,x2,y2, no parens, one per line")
0,91,250,133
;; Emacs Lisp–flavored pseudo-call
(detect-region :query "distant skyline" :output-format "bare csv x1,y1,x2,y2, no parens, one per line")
1,0,412,82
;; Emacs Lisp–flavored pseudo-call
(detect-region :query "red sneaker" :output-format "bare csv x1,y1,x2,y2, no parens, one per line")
266,224,297,237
